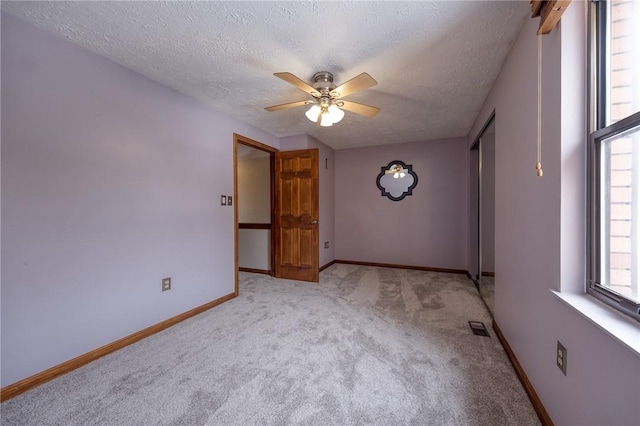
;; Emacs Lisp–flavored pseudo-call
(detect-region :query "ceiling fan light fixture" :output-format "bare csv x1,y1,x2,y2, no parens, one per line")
320,111,333,127
327,103,344,123
307,101,342,127
305,104,321,122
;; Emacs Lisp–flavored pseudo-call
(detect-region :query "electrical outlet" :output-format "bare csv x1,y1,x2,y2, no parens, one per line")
220,195,227,206
324,241,330,249
556,341,567,375
227,196,233,206
162,277,171,292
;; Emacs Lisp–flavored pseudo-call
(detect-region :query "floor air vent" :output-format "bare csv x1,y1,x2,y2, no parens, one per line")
468,321,490,337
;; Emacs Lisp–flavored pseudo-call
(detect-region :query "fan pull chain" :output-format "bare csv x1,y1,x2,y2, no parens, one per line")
536,33,544,177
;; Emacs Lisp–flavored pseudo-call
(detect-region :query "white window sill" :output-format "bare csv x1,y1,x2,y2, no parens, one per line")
551,290,640,357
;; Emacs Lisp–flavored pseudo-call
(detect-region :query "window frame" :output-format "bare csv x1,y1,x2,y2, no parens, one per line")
588,0,640,322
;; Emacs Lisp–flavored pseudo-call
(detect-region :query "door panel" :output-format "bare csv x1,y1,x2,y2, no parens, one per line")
275,149,319,282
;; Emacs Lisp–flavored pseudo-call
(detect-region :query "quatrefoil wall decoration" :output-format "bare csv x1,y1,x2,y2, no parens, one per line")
376,160,418,201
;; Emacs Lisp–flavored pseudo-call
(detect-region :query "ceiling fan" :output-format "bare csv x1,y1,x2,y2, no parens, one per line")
386,164,407,179
264,71,380,127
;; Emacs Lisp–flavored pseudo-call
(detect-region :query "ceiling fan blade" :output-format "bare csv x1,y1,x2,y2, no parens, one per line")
274,72,319,96
331,73,377,98
264,100,310,112
340,100,380,118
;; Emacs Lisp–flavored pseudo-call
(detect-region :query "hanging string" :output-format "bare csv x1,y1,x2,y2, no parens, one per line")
536,33,544,177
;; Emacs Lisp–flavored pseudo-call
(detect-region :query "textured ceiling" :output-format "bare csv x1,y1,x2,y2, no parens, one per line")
1,1,529,150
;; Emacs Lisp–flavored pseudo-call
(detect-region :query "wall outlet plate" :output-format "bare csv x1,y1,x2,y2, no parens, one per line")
557,340,567,375
162,277,171,292
324,241,330,249
227,196,233,206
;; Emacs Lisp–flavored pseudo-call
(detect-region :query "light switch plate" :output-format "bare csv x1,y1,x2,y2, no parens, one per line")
227,196,233,206
220,195,227,206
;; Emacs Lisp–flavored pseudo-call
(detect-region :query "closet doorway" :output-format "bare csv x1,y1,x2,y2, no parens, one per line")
469,115,495,315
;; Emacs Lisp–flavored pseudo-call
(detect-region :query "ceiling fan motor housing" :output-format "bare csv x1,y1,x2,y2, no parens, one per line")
312,71,336,95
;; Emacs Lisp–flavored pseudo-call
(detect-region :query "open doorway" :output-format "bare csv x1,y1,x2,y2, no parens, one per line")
233,134,277,294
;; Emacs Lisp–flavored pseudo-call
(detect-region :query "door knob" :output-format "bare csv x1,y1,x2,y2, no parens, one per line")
310,220,319,225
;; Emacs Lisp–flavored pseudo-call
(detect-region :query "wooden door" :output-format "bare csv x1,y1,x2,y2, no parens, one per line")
275,149,319,282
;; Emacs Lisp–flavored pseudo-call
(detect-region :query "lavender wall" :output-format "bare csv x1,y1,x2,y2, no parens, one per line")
0,14,279,387
334,138,468,270
308,136,336,268
468,3,639,424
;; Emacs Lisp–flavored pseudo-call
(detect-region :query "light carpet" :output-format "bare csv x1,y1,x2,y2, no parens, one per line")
1,264,540,425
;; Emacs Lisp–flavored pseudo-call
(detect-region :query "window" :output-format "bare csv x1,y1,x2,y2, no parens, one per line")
589,0,640,321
